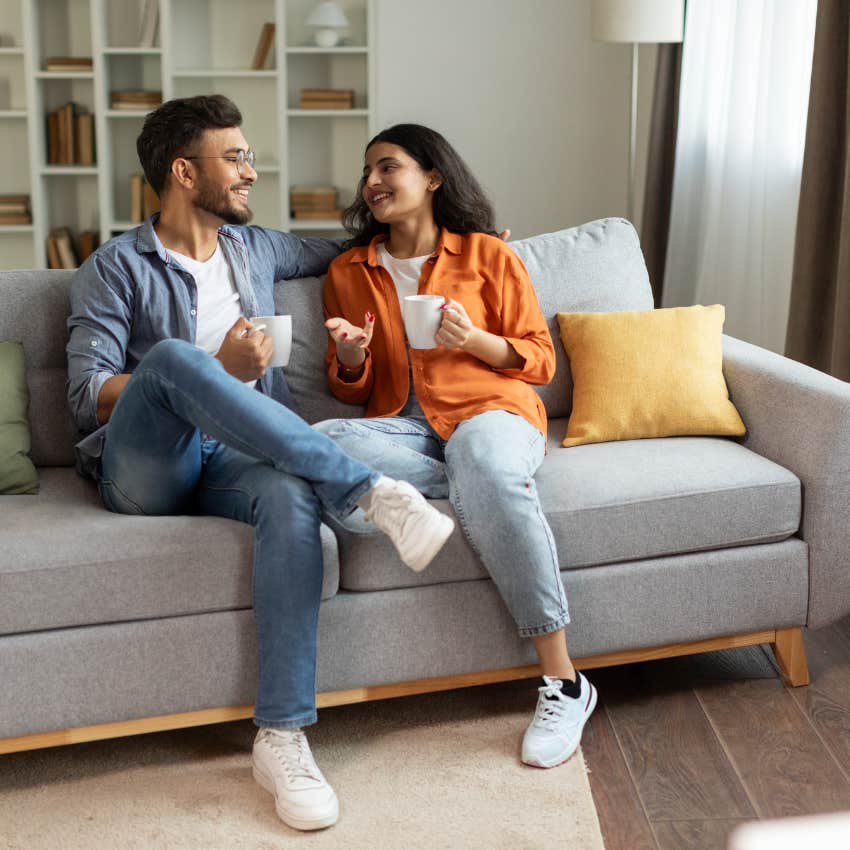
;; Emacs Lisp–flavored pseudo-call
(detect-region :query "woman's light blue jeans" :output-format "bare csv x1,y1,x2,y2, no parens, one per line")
97,339,379,730
314,410,569,637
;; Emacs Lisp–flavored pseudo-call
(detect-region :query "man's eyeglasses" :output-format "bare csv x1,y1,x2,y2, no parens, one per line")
185,149,257,176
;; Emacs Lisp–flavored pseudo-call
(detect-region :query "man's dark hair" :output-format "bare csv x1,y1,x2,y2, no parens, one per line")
342,123,498,247
136,94,242,195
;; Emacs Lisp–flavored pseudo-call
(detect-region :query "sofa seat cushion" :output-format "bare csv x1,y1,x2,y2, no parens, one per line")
335,423,801,592
0,468,340,636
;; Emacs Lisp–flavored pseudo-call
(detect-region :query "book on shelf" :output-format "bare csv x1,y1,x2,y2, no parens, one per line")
75,112,95,165
293,209,343,221
111,90,162,110
291,185,337,201
46,103,95,165
130,174,161,222
47,228,79,269
138,0,159,48
45,56,93,72
0,195,30,214
77,230,98,263
0,214,32,225
251,22,276,70
299,88,355,110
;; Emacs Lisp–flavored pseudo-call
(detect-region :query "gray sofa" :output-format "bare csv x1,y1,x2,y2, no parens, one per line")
3,217,848,754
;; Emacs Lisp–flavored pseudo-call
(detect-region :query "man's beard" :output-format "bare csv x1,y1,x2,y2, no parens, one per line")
193,176,253,225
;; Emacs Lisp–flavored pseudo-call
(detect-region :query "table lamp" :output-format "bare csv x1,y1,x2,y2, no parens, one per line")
305,1,350,48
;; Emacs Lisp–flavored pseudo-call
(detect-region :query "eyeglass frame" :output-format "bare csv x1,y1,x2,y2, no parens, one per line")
183,148,257,176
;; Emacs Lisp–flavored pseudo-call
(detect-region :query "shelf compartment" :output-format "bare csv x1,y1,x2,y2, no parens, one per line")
287,115,367,209
34,0,92,68
287,52,367,110
169,0,277,72
284,0,368,49
40,170,99,235
104,0,161,49
0,53,27,110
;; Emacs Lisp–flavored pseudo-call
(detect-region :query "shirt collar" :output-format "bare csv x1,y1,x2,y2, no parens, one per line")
135,213,245,265
349,227,463,266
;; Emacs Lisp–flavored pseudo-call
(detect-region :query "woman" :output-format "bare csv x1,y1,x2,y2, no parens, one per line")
314,124,596,768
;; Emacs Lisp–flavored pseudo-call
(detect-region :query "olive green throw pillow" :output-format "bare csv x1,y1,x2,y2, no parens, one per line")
0,340,39,494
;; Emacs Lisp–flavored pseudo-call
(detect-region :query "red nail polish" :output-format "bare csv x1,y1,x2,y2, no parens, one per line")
342,332,348,339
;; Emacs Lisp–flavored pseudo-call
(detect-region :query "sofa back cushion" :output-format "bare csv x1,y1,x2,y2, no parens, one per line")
0,217,653,462
509,218,653,418
0,271,78,466
276,217,654,423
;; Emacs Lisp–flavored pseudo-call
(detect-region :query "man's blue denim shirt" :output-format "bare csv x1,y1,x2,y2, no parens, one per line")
67,215,341,477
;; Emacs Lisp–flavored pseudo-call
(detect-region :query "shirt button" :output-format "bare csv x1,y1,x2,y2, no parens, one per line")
190,309,197,316
90,339,98,347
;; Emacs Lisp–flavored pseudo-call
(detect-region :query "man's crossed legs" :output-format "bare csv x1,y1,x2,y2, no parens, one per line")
97,339,454,830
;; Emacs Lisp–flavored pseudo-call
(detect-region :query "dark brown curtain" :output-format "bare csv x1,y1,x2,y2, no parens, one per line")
641,42,683,307
786,0,850,381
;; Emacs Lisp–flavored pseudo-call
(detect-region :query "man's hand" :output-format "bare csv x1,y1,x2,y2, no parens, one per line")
216,317,273,381
325,312,374,369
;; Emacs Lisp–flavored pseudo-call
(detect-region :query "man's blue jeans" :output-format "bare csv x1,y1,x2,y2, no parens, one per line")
97,339,379,729
314,410,570,637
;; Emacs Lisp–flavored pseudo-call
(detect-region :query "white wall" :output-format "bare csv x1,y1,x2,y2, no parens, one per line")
373,0,657,240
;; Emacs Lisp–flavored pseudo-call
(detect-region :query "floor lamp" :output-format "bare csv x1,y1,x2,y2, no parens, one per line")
591,0,684,224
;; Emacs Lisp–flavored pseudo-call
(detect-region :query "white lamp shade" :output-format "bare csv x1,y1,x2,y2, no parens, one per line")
592,0,684,43
305,1,349,29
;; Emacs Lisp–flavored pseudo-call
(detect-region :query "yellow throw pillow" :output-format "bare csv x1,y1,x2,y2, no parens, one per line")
556,304,745,448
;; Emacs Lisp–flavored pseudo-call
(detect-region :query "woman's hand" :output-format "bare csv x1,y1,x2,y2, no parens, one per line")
436,299,478,350
325,311,375,368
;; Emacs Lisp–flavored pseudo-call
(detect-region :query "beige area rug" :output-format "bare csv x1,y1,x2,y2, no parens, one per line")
0,681,604,849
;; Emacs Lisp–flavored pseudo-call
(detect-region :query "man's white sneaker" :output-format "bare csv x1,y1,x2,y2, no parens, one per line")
362,477,455,572
521,673,597,768
252,728,339,831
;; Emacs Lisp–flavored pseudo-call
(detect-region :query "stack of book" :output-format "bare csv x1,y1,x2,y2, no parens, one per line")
45,56,93,73
129,174,161,223
290,185,342,220
0,195,31,226
111,90,162,112
46,227,99,269
46,103,95,165
299,89,354,110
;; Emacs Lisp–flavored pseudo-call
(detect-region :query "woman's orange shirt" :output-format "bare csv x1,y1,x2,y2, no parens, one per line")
323,229,556,440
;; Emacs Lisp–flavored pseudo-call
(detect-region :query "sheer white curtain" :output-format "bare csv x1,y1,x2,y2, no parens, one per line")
662,0,816,353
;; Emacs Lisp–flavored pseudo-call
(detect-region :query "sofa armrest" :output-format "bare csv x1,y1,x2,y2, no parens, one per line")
722,334,850,628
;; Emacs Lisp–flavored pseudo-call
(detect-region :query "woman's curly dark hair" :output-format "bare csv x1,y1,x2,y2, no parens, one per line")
342,124,498,247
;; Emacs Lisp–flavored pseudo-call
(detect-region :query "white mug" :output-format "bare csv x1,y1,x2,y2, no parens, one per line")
402,295,445,349
249,314,292,367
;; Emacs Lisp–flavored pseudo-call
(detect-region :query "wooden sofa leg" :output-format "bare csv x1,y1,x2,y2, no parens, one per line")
772,627,810,686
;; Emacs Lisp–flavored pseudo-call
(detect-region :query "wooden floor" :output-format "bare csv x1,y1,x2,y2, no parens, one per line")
582,615,850,850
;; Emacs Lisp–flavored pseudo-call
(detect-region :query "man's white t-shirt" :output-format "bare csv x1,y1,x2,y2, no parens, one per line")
170,243,256,387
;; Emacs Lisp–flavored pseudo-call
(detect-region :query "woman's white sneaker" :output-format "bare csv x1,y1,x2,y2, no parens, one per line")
521,673,598,768
252,728,339,831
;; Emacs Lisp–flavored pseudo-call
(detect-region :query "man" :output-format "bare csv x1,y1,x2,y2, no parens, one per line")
66,94,454,832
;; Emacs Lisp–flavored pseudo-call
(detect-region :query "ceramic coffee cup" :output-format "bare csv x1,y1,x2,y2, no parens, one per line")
248,314,292,367
402,295,445,349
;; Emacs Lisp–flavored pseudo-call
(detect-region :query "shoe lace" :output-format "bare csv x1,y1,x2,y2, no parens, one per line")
532,677,571,731
364,486,420,535
264,730,323,784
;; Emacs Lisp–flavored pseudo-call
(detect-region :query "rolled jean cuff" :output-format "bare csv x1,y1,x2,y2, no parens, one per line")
518,610,571,639
254,710,318,731
334,471,381,518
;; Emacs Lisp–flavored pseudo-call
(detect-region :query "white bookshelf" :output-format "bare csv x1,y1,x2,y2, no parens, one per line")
0,0,375,269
